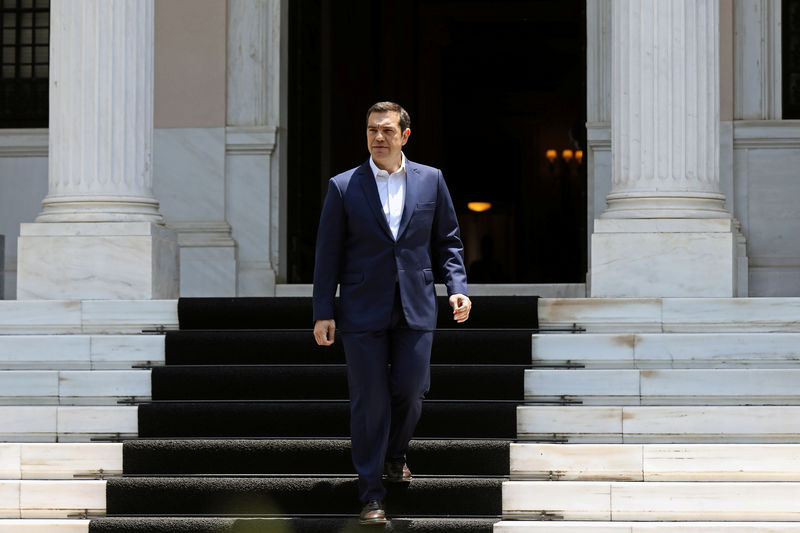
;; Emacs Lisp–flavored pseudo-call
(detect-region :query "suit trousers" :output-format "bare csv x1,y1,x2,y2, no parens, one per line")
341,284,434,503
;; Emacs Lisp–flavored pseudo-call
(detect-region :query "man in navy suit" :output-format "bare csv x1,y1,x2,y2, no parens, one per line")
312,101,471,525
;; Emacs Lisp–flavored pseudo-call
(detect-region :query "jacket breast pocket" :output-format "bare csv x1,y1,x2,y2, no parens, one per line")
341,272,363,285
416,202,436,211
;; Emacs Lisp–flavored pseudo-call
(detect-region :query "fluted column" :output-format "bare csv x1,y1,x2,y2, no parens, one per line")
590,0,745,297
605,0,728,218
38,0,162,222
16,0,177,300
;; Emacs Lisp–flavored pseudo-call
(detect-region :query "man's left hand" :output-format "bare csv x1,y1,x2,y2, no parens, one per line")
449,294,471,323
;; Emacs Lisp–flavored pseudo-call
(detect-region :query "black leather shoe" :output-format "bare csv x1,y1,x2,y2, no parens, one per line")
383,460,412,483
359,499,388,525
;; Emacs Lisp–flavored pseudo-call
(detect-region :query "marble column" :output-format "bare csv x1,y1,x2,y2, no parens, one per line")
16,0,178,299
590,0,745,297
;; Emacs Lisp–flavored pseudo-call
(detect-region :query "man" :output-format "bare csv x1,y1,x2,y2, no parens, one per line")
312,101,471,525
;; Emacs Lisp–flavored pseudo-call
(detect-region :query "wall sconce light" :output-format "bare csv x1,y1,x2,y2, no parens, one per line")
467,202,492,212
545,148,584,165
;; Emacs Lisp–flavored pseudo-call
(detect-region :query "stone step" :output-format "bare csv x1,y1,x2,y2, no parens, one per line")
0,371,151,405
525,369,800,405
538,298,800,333
510,443,800,481
0,407,137,442
532,333,800,369
0,300,177,335
0,480,105,518
517,406,800,443
0,444,122,479
502,481,800,520
0,335,164,370
0,520,89,532
494,523,800,532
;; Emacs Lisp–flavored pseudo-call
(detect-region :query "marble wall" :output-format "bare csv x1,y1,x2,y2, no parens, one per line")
0,131,49,300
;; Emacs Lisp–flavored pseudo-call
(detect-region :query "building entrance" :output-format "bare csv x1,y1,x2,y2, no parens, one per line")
287,0,586,284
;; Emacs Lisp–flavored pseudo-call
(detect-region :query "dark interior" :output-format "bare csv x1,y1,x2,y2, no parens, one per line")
288,0,587,283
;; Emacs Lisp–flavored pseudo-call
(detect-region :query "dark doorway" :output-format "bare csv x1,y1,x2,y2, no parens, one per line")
287,0,586,283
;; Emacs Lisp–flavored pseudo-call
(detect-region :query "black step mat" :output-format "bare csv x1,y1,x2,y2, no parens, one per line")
137,402,518,439
106,477,503,516
164,329,533,366
89,517,498,533
177,296,538,330
123,439,509,476
151,365,525,401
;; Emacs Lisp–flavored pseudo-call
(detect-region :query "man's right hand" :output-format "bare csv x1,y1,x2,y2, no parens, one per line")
314,319,336,346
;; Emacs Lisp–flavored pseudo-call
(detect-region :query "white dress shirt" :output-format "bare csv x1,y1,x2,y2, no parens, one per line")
370,153,406,240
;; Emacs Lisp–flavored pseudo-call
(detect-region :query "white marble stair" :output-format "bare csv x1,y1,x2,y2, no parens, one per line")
532,333,800,369
510,443,800,481
0,300,177,335
517,405,800,443
495,523,800,532
0,520,89,532
501,481,800,521
0,371,151,405
504,300,800,531
0,443,119,523
0,335,164,370
0,407,138,443
0,444,122,479
537,298,800,333
526,368,800,405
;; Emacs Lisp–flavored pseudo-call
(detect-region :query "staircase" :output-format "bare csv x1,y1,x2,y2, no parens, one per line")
5,296,800,531
496,297,800,531
88,296,539,532
0,300,171,531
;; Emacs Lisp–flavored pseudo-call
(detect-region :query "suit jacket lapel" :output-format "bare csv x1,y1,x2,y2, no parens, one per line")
396,160,419,240
356,161,394,240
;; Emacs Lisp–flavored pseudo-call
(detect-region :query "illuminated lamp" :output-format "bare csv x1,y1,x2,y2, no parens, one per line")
562,149,574,162
545,149,557,163
467,202,492,212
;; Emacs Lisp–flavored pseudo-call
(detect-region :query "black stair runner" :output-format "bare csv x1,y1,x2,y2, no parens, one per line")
90,296,538,533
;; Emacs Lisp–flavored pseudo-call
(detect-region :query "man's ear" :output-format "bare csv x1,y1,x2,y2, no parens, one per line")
401,128,411,145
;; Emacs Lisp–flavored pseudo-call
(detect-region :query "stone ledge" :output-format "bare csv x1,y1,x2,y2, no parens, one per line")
510,443,800,482
517,406,800,443
0,301,177,334
495,522,800,532
0,443,122,480
532,332,800,368
538,298,800,333
502,481,800,521
524,368,800,405
0,370,151,405
0,520,89,532
0,480,105,518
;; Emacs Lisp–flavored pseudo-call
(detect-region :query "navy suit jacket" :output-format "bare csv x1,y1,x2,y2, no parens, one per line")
312,159,468,332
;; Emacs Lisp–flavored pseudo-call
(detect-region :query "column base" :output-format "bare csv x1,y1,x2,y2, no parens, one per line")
17,222,178,300
590,218,746,297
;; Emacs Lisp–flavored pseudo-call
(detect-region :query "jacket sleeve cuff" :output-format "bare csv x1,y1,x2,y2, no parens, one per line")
313,299,336,322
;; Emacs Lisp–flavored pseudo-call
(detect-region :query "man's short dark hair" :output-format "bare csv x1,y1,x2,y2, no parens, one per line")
367,101,411,132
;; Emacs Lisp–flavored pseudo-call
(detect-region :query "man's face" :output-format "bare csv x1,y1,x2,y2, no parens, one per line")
367,111,410,171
